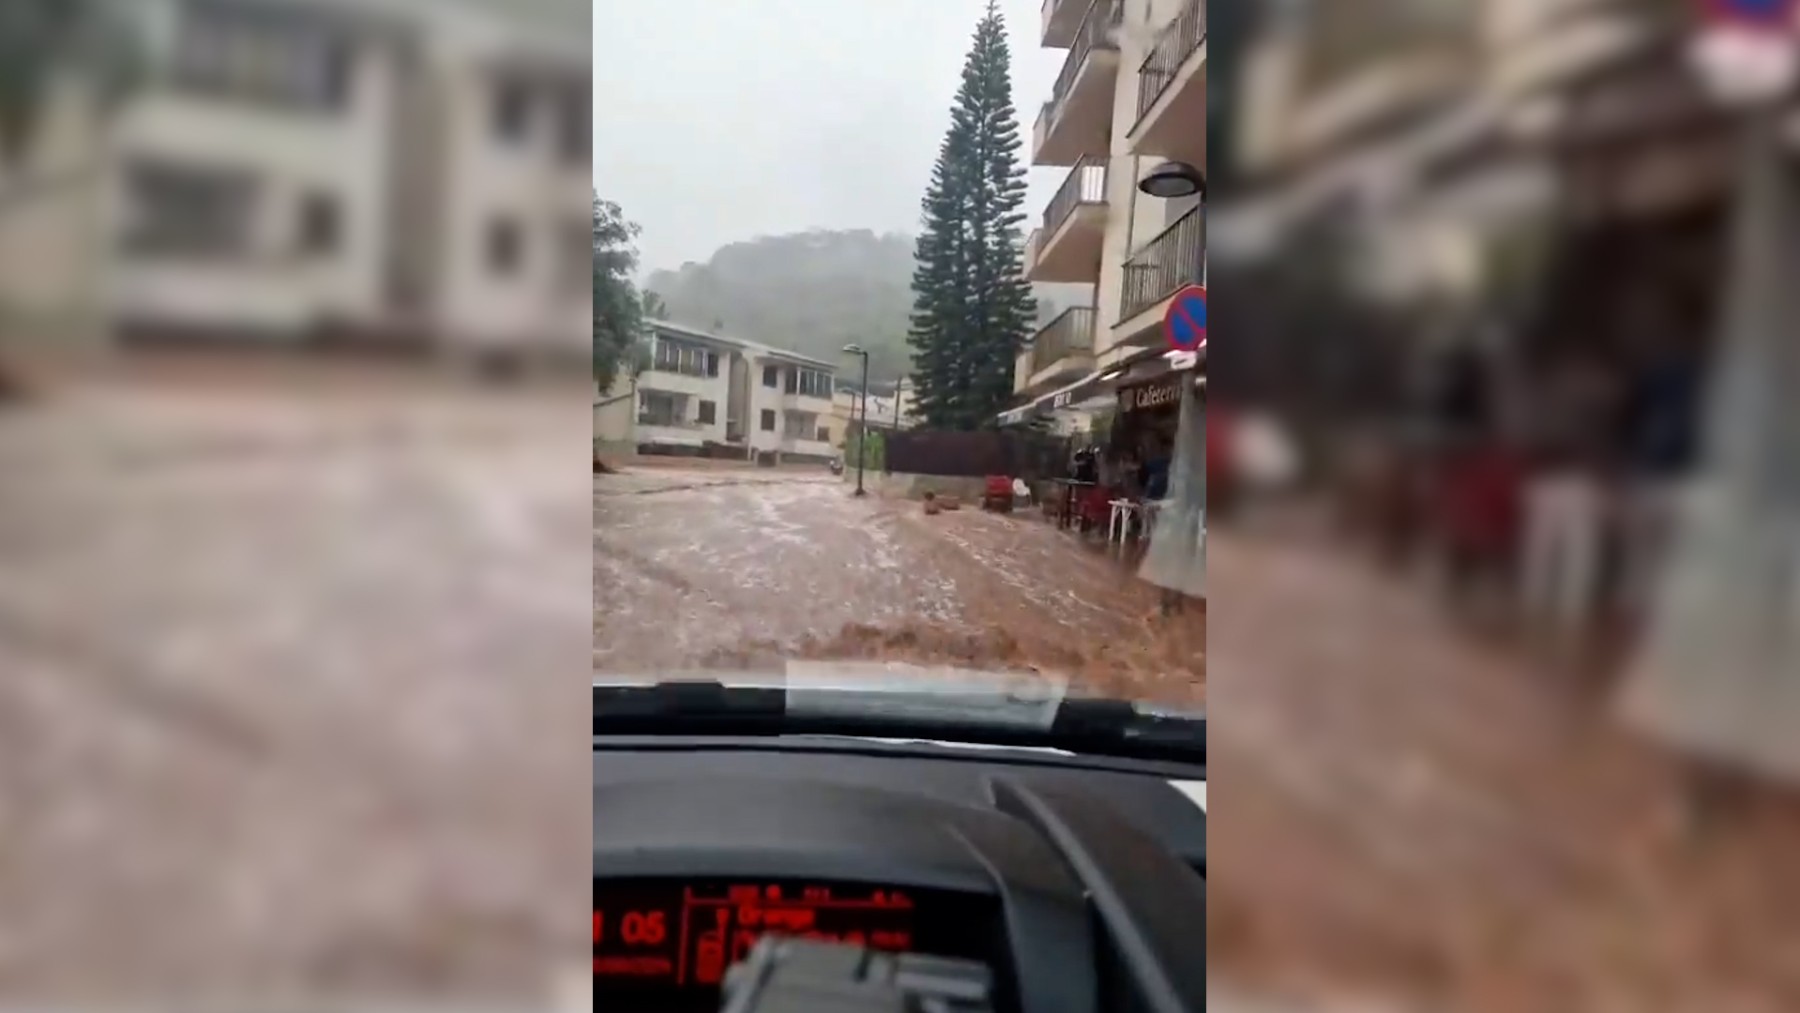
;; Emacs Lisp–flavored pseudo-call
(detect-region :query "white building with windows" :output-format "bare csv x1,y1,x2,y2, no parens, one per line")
635,320,838,463
0,0,589,364
746,346,837,463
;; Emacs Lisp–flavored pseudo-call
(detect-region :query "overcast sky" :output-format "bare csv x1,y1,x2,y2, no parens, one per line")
593,0,1064,275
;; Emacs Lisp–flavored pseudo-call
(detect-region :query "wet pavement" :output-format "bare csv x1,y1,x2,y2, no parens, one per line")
1206,528,1800,1012
593,465,1205,705
0,379,593,1003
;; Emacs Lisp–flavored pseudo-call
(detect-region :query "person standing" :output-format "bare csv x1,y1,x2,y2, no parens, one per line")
1619,329,1704,625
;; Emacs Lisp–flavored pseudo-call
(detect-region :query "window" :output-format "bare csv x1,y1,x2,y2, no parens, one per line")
557,86,589,164
650,337,718,377
760,409,776,432
486,216,522,275
493,79,531,143
173,3,351,111
781,412,818,439
817,426,830,443
785,367,830,398
638,391,682,427
297,190,339,254
762,365,780,388
121,160,257,258
697,400,717,425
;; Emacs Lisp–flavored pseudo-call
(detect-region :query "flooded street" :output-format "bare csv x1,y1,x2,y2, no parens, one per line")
1207,530,1800,1012
0,377,592,1002
594,464,1204,705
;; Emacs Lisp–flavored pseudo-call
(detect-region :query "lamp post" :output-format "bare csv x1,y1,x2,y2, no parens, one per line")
843,344,871,496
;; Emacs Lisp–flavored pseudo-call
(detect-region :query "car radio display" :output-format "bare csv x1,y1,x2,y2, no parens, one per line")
593,878,991,1002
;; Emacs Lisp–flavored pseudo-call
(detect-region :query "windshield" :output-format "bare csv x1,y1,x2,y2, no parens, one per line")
592,0,1206,745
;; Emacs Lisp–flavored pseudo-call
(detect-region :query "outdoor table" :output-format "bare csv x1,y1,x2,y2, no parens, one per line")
1107,498,1141,544
1051,478,1096,531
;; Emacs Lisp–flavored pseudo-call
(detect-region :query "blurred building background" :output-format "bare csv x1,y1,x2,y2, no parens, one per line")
1209,2,1800,1008
0,0,590,375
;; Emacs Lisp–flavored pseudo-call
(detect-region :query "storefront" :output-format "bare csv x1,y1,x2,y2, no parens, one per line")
1109,367,1192,469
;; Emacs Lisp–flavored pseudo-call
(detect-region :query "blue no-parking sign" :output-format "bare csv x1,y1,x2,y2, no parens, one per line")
1163,284,1205,353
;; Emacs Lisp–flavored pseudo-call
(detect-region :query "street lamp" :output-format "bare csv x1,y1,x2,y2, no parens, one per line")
1138,160,1205,200
842,343,870,497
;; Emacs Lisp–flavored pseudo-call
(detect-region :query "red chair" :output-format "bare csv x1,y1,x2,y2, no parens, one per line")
983,475,1014,512
1077,486,1114,533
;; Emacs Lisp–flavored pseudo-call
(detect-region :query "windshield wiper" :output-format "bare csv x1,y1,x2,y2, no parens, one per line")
592,680,1205,767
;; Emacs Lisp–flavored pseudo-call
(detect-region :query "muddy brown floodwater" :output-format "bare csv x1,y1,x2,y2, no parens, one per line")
0,379,593,1004
593,466,1205,707
1206,530,1800,1013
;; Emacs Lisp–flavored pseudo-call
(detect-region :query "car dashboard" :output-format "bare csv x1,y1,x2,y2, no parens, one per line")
593,736,1206,1013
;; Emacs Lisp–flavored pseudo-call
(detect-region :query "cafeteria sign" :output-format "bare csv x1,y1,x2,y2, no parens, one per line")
1119,377,1183,414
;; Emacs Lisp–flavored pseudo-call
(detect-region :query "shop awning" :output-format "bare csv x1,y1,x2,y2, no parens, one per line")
996,347,1203,427
997,368,1113,427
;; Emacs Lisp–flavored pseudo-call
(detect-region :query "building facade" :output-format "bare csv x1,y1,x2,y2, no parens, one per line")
635,320,838,463
1011,0,1207,420
0,0,589,366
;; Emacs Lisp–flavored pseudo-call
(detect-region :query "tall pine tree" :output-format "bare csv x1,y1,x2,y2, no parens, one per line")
908,0,1036,431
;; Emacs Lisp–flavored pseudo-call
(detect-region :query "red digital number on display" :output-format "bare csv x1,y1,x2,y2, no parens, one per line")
595,883,919,989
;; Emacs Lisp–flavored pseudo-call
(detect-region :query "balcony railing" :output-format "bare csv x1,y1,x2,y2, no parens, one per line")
1042,0,1122,132
1030,306,1097,375
1043,157,1107,239
638,415,705,429
1134,0,1207,127
1119,204,1204,322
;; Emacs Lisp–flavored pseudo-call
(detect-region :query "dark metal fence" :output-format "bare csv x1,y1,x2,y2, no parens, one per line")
1134,0,1206,127
1031,306,1097,375
1041,0,1122,135
1120,203,1205,321
1043,157,1108,239
887,429,1071,480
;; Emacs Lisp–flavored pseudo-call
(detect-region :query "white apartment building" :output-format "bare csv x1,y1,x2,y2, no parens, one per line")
0,0,588,364
1012,0,1206,417
636,320,838,464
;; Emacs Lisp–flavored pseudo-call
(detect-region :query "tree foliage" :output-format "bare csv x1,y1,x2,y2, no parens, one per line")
646,229,917,381
592,193,643,392
0,0,143,166
642,228,1082,390
907,0,1036,431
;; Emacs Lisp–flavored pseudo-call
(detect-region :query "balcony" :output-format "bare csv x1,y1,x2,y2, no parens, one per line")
1040,0,1089,48
1026,157,1108,283
1033,0,1121,166
1019,306,1097,395
1119,204,1203,327
1127,0,1207,167
1485,0,1669,103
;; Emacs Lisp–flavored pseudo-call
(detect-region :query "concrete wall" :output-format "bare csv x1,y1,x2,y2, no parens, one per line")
594,376,635,447
859,472,992,502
